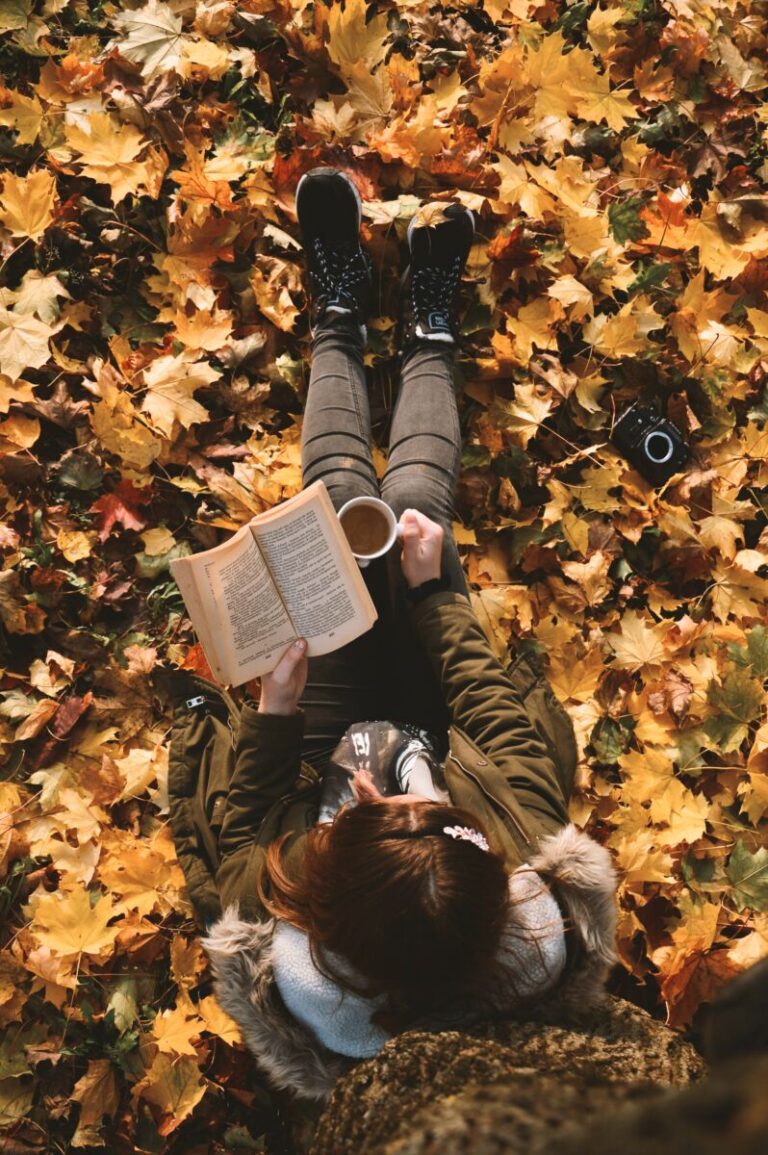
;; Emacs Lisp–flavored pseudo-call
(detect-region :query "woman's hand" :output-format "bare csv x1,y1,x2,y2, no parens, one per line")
252,639,308,716
399,509,444,588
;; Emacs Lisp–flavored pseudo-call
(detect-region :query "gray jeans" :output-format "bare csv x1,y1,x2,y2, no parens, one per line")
298,315,468,772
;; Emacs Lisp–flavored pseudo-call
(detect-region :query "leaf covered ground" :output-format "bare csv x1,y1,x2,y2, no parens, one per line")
1,0,768,1149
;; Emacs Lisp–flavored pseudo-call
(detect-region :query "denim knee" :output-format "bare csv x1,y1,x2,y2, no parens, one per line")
382,477,451,525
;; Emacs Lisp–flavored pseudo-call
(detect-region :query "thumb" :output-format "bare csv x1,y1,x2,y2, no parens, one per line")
401,511,419,541
275,638,306,677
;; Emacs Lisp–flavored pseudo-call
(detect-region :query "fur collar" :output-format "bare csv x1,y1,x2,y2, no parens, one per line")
202,824,617,1102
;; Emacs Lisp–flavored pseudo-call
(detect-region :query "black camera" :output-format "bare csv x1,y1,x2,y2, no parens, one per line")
611,403,689,486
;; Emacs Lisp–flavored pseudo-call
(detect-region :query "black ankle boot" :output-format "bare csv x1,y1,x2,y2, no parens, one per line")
400,203,475,350
296,167,373,336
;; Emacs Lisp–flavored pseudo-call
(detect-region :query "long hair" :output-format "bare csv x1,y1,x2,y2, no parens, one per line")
259,799,510,1032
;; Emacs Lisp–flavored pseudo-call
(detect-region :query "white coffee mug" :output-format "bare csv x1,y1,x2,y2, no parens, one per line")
338,496,400,567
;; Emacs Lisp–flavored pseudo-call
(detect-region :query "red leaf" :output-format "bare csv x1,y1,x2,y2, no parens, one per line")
30,692,93,772
90,481,153,541
50,691,93,739
180,643,214,681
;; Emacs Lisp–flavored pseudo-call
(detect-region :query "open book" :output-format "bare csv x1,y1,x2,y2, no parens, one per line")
170,481,377,686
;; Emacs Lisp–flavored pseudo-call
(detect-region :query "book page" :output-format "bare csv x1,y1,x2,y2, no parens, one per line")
252,481,377,655
171,526,296,685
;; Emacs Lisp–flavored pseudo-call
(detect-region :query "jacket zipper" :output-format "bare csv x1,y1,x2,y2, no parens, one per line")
448,754,531,848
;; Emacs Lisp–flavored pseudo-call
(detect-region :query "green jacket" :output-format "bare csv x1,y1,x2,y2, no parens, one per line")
169,591,578,927
168,590,617,1102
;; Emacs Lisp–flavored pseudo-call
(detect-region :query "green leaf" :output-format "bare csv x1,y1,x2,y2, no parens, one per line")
134,541,191,580
704,668,764,752
56,449,104,492
590,717,628,765
747,626,768,678
627,261,672,296
726,839,768,912
681,851,718,893
636,102,686,147
608,196,651,245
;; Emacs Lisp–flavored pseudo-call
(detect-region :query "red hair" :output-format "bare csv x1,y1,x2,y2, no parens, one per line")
259,799,510,1032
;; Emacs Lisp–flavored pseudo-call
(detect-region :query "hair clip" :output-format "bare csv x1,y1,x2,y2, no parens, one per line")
442,825,490,852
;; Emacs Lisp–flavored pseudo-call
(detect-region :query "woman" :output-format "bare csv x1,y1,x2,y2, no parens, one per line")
168,169,617,1102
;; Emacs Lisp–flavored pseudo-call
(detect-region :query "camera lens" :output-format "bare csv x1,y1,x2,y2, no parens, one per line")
644,430,674,463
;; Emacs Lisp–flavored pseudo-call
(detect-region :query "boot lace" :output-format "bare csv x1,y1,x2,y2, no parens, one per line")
311,237,369,308
411,255,463,317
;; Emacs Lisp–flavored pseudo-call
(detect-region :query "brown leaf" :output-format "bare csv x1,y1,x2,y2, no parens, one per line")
90,481,153,541
70,1058,119,1148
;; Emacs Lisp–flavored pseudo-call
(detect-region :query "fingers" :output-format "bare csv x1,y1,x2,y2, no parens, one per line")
351,768,383,803
399,509,444,543
270,638,307,684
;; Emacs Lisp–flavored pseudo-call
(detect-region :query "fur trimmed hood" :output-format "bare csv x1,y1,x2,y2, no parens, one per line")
202,824,617,1102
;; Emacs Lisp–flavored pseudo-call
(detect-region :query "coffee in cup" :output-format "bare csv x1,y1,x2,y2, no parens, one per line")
338,497,399,566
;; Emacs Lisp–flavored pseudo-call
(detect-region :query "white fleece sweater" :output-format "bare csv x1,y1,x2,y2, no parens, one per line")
271,866,566,1059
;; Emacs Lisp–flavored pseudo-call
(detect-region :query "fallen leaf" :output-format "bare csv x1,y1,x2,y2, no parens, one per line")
0,169,57,241
32,886,117,959
90,481,153,541
132,1052,206,1136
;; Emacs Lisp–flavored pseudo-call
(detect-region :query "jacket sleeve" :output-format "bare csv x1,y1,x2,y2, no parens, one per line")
215,705,305,915
411,591,570,831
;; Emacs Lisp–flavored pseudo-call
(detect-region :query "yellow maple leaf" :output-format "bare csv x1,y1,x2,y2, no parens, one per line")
525,31,573,125
709,559,768,624
113,747,158,801
0,169,57,240
53,787,107,843
70,1059,119,1148
180,36,230,80
66,114,150,204
98,844,164,917
132,1052,206,1137
611,827,675,885
573,72,638,132
0,374,35,413
140,352,219,437
173,307,233,352
548,643,605,703
32,886,117,959
198,994,242,1045
152,1001,205,1056
687,204,753,280
493,155,557,220
561,550,613,607
655,779,710,843
528,156,601,217
0,307,53,383
567,457,624,514
697,515,745,560
56,528,94,563
490,381,555,449
547,275,594,321
170,936,207,991
0,89,43,144
109,0,184,78
583,301,659,357
140,526,177,556
727,914,768,968
326,0,388,73
0,413,39,449
605,610,668,672
586,5,629,55
620,749,708,843
250,255,302,332
506,298,563,362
